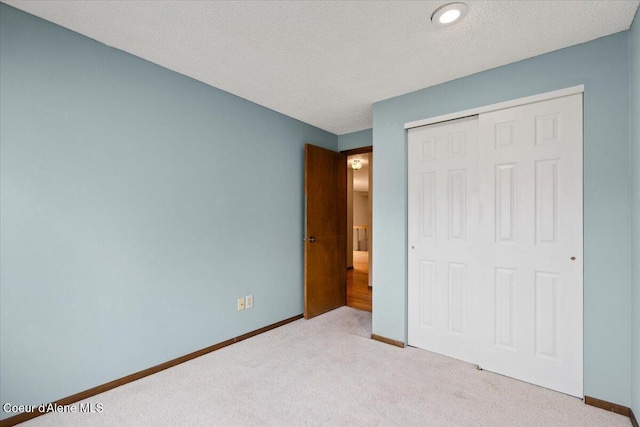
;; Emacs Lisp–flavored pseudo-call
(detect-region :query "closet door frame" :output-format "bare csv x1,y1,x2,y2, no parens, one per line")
405,85,584,396
404,86,584,130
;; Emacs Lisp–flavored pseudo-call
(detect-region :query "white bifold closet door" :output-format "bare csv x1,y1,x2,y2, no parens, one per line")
408,93,583,398
476,94,583,397
408,116,481,364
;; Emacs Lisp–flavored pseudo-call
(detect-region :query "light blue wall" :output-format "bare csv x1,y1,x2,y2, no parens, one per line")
0,4,337,418
372,32,632,405
629,9,640,419
338,128,372,152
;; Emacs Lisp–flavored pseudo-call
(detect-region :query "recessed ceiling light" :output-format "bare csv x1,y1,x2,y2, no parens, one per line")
432,2,468,26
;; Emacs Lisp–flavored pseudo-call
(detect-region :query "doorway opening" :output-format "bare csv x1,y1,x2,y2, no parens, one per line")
344,147,372,312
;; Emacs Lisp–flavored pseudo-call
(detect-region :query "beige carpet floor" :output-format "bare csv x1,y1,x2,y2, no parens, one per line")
23,307,630,426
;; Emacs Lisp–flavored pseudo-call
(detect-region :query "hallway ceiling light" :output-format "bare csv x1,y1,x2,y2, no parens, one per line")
351,159,363,170
432,2,468,26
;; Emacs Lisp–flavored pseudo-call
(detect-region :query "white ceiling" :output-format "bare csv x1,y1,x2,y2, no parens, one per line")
3,1,638,135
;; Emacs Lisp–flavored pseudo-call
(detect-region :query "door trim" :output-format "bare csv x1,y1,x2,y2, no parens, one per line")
404,85,584,130
342,146,373,156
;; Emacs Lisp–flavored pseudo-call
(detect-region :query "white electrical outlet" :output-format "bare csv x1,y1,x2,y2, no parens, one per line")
237,297,245,311
245,295,253,309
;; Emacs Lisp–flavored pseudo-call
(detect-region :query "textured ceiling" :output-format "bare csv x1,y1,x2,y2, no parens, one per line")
3,1,639,135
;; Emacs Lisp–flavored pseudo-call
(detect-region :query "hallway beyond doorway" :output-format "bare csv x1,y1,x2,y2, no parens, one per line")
347,251,371,312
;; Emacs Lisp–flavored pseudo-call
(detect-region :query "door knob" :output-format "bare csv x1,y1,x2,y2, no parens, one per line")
309,236,317,243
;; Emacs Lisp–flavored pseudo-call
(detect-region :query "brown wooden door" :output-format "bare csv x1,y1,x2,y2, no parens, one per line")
304,144,347,319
